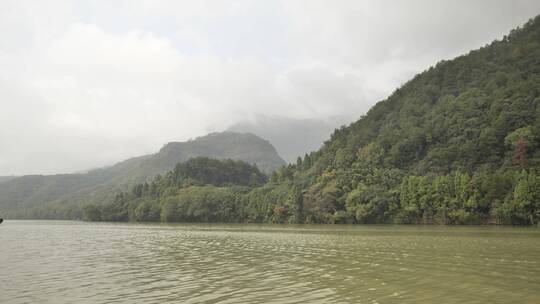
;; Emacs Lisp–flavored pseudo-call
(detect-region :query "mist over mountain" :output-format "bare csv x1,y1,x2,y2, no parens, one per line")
227,115,352,163
3,1,538,177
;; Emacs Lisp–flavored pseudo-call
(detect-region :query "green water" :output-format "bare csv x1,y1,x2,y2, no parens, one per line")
1,221,539,303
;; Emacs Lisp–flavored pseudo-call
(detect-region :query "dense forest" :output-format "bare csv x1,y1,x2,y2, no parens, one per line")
83,157,267,222
86,16,540,225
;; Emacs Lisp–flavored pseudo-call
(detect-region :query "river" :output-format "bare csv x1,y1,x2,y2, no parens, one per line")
1,220,539,303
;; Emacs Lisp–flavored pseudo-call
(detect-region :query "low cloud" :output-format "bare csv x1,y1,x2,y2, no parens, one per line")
0,0,539,174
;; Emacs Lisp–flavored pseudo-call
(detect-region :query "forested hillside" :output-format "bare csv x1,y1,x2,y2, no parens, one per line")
83,157,267,222
89,15,540,225
261,15,540,225
0,132,285,219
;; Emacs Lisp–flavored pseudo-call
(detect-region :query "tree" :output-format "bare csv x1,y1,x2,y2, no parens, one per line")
511,171,540,225
83,205,102,221
513,138,528,168
505,127,534,168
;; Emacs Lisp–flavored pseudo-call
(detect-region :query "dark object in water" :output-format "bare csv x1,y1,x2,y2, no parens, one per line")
0,218,3,224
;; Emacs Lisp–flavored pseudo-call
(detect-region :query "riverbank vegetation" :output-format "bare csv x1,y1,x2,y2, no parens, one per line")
84,159,540,225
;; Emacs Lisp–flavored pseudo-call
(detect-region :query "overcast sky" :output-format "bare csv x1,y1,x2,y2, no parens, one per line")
1,0,539,175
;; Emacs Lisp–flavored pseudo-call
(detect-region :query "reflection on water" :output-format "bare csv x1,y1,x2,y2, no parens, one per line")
1,221,539,303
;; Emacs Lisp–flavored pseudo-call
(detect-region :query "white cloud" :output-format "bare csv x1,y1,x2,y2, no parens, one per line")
0,0,539,174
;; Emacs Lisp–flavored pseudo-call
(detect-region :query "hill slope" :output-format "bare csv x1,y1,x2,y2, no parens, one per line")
83,157,268,222
0,132,285,219
261,15,540,225
0,176,16,184
149,132,285,175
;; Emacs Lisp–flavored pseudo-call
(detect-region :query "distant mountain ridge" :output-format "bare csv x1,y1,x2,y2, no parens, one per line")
0,176,16,184
228,115,352,163
0,132,286,219
152,132,285,174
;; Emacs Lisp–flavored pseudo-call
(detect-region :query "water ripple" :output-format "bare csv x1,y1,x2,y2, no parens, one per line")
1,221,539,303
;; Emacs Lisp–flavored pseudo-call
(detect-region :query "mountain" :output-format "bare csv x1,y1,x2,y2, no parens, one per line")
149,132,285,175
258,15,540,225
227,115,352,163
0,132,285,219
83,157,268,222
90,15,540,226
0,176,16,184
